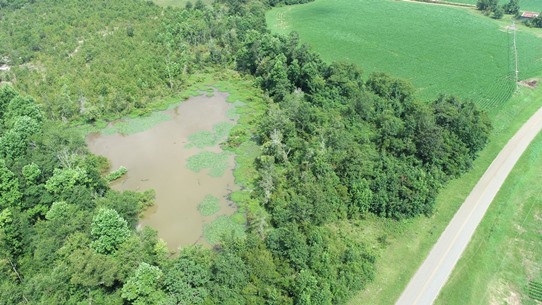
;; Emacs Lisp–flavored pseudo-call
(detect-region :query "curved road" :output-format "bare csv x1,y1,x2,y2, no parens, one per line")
396,106,542,305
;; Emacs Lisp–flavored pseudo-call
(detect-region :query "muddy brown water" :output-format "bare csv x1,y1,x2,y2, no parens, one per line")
86,92,238,251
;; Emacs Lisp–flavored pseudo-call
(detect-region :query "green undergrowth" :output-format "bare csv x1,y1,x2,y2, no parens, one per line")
203,73,267,188
199,74,267,245
212,78,266,203
435,119,542,305
230,141,260,188
198,195,221,216
226,106,239,120
203,214,247,244
77,70,240,136
348,83,542,305
152,0,213,8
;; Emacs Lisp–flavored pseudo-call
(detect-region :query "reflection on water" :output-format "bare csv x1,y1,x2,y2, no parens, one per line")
86,92,238,251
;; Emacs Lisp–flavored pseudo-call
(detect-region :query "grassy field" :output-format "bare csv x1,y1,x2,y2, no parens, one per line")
435,118,542,305
445,0,542,11
345,83,542,305
266,0,542,108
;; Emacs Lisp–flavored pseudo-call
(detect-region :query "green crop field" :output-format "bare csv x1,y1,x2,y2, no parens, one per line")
445,0,542,11
267,0,542,109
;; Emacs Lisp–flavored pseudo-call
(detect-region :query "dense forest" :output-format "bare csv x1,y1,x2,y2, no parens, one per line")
0,0,491,304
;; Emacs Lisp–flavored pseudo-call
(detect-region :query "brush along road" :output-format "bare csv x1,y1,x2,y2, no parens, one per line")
396,105,542,305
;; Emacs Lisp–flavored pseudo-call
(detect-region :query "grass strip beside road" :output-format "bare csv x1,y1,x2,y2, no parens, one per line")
436,118,542,305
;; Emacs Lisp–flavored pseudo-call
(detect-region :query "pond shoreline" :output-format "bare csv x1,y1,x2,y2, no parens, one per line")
87,91,240,251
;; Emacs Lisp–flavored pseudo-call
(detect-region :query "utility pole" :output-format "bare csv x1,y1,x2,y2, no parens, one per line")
512,20,519,90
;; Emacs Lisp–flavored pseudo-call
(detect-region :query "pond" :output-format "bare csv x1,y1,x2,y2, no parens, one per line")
86,92,239,251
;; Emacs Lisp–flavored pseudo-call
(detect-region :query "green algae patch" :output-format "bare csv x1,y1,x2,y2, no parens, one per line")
198,195,220,216
186,122,234,149
186,151,232,177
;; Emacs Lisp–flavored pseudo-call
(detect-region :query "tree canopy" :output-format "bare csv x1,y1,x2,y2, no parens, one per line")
0,0,493,303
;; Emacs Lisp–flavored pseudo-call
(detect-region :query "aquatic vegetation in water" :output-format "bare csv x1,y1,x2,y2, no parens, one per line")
100,112,172,136
185,121,234,149
198,195,220,216
186,151,231,177
106,166,128,182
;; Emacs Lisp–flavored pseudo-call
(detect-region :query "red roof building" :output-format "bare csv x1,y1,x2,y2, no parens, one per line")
521,11,540,18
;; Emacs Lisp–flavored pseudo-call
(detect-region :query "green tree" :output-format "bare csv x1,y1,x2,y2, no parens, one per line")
209,250,249,303
476,0,497,11
66,247,121,288
164,252,210,304
266,54,292,101
348,178,372,216
0,116,41,160
57,232,121,289
293,269,333,305
90,208,130,254
194,0,205,10
97,190,154,229
113,227,168,282
0,159,21,209
122,262,166,305
366,72,414,104
4,95,43,126
433,95,491,159
531,14,542,28
0,85,17,116
22,163,41,184
493,5,504,19
503,0,520,15
266,224,309,270
45,201,70,221
0,208,29,259
44,167,91,195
